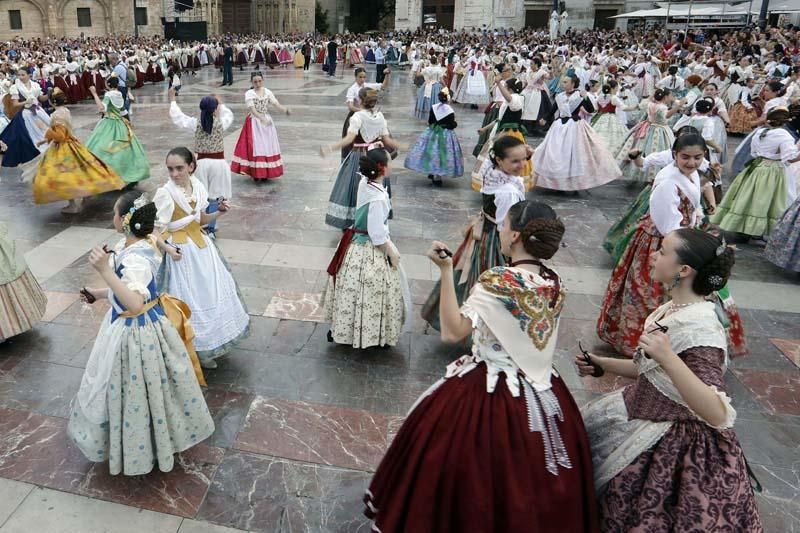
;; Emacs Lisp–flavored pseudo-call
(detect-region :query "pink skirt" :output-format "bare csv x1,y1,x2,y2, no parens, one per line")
230,115,283,180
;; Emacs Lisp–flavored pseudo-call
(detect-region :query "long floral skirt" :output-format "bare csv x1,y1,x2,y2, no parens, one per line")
602,184,652,266
0,269,47,341
601,421,762,531
421,214,504,331
591,112,629,157
67,312,215,476
765,195,800,272
728,102,759,134
615,121,675,183
364,363,599,532
472,104,499,157
404,125,464,178
84,116,150,184
711,158,789,237
597,215,665,357
323,242,404,348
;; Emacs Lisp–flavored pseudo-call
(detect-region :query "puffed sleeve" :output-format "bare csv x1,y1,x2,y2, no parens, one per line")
118,253,154,299
367,201,390,245
642,150,673,172
265,89,278,106
649,180,683,235
153,187,175,231
776,130,800,163
679,346,736,429
507,93,524,112
244,89,257,107
169,101,198,130
701,119,715,143
493,191,517,230
9,84,19,100
218,104,234,130
347,112,363,135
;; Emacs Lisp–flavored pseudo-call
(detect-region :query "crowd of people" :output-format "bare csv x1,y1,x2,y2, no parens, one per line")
1,19,798,531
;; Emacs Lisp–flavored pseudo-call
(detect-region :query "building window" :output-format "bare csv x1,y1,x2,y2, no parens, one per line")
8,10,21,30
135,7,148,25
77,7,92,27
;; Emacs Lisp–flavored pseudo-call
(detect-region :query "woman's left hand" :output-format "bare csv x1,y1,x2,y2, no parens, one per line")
637,331,674,364
218,199,230,212
88,246,112,274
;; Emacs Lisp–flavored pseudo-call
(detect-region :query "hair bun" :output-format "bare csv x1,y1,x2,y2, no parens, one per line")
693,245,735,295
520,218,565,260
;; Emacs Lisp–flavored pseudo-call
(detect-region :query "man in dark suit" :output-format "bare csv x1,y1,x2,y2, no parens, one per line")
222,41,234,86
327,38,338,77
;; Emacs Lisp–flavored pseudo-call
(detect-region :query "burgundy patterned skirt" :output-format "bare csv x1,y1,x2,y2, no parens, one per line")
601,421,763,531
364,363,599,532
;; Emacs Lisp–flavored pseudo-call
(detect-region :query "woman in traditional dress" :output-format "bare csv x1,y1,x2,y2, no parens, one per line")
597,133,746,358
169,88,234,237
341,67,390,160
712,107,800,239
85,79,150,186
453,51,490,108
703,83,731,164
615,88,679,183
673,98,724,163
580,228,761,532
322,88,399,229
277,44,293,67
154,147,250,369
533,74,622,191
422,135,529,331
0,218,46,343
0,67,50,169
471,78,534,192
727,78,759,134
68,191,215,475
32,88,123,214
731,81,793,175
404,87,463,186
590,80,629,156
323,148,409,349
520,57,553,136
472,63,513,158
230,71,290,181
367,200,599,532
413,59,444,120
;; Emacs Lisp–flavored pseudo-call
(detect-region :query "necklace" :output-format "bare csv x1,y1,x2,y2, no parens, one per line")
669,299,705,309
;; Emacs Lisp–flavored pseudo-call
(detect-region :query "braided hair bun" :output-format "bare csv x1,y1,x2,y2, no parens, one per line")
508,201,565,260
116,191,156,239
673,228,735,296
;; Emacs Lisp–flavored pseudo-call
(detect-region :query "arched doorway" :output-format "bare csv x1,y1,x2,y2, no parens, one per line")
221,0,252,33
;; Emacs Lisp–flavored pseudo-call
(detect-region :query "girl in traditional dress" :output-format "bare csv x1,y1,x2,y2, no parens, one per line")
471,78,534,192
230,71,290,181
533,74,622,191
404,87,463,186
169,88,234,237
32,88,123,214
422,136,529,331
673,98,724,163
277,44,293,66
85,79,150,186
323,149,409,349
580,228,762,532
615,88,679,183
0,68,50,169
473,64,513,158
520,57,553,136
367,201,599,532
712,107,800,239
341,67,390,160
597,133,746,358
322,88,399,229
0,219,46,342
68,191,215,476
413,60,444,120
703,83,731,163
453,51,490,108
590,80,629,156
727,78,759,134
155,147,250,369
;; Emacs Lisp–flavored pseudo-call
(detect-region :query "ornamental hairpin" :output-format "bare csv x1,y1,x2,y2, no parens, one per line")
715,237,727,257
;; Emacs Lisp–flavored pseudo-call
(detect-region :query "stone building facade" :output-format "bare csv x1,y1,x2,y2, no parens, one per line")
0,0,315,40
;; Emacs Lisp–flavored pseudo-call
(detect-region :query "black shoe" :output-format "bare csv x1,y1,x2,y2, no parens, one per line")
427,174,434,181
327,330,334,343
433,179,443,187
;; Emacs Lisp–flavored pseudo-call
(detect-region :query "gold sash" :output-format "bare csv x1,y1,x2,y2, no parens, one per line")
162,202,207,249
120,294,207,387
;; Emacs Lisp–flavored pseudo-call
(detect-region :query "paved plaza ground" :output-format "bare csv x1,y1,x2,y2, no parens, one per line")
0,64,798,532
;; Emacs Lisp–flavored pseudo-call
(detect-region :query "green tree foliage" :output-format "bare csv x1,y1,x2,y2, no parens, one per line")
348,0,395,32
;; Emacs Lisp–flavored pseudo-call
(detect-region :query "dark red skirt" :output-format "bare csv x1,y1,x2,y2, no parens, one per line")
364,364,599,532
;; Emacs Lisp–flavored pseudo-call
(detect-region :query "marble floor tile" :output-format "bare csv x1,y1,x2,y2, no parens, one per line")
197,451,372,533
578,373,634,394
178,519,251,533
0,486,183,533
0,478,34,526
756,494,800,533
263,291,325,323
771,338,800,368
215,238,272,265
40,291,80,322
733,369,800,416
0,408,92,492
234,397,401,471
76,444,225,518
203,388,255,449
0,359,85,418
261,243,335,270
